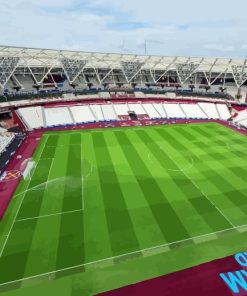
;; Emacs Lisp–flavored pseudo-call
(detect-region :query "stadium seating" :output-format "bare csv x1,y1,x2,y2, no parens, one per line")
0,127,7,133
239,119,247,128
99,92,111,99
101,104,118,121
180,104,208,119
142,104,162,119
197,103,219,119
233,109,247,123
70,105,96,123
16,102,233,129
90,104,105,121
113,104,130,116
152,103,167,118
216,104,231,120
0,135,14,155
45,107,74,127
17,106,44,129
134,91,146,98
127,103,146,115
163,103,186,118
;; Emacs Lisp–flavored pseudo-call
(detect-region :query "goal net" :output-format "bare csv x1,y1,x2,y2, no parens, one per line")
20,158,36,180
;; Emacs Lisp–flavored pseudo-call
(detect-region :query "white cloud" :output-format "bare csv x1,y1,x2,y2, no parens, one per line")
203,44,235,52
0,0,246,57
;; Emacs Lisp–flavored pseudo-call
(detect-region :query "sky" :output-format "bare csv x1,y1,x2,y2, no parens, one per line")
0,0,247,58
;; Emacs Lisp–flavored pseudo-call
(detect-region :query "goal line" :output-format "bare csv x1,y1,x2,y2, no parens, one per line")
0,222,247,287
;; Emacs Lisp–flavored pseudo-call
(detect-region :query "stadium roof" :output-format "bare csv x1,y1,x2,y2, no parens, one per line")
1,45,247,69
1,45,247,87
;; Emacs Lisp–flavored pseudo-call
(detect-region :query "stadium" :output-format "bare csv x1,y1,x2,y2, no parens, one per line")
1,45,247,295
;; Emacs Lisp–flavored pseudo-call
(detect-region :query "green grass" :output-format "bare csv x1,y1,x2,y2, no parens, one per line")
1,122,247,295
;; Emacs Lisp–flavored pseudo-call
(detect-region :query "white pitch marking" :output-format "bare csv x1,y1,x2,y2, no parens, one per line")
171,152,236,228
45,158,54,190
147,147,194,172
0,223,246,287
156,135,236,228
0,137,48,258
15,209,83,223
172,153,236,228
167,157,194,172
81,136,84,211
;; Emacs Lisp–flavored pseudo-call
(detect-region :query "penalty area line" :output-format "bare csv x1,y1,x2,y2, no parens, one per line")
0,137,48,258
1,223,247,287
15,209,84,223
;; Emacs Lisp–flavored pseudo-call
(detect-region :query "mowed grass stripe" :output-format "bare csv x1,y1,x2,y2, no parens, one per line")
0,220,37,284
55,211,84,270
114,130,191,243
56,133,84,270
22,215,62,277
82,133,113,263
45,134,59,146
152,127,233,231
92,132,141,256
61,134,83,211
105,131,167,248
188,125,247,184
131,129,214,237
180,127,247,194
16,158,53,220
38,144,70,216
135,128,228,233
22,135,71,277
174,126,247,224
0,136,55,283
57,133,71,147
0,137,49,243
188,125,246,163
171,126,247,224
163,126,247,224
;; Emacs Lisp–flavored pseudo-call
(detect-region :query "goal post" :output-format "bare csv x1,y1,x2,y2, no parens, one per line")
20,158,36,180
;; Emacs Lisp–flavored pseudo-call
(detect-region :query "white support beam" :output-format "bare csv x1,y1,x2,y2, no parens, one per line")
154,57,178,83
175,58,203,85
0,57,20,88
231,60,247,88
121,61,144,83
60,58,87,84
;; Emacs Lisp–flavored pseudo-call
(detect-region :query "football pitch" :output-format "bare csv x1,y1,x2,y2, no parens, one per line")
1,122,247,295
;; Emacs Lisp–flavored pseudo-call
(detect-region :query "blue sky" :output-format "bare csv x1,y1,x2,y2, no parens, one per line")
1,0,247,57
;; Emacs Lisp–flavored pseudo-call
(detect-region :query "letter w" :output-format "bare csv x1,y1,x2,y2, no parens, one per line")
220,271,247,294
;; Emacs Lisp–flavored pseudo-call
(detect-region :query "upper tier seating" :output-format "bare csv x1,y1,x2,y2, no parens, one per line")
134,91,146,98
99,92,111,99
45,107,73,126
